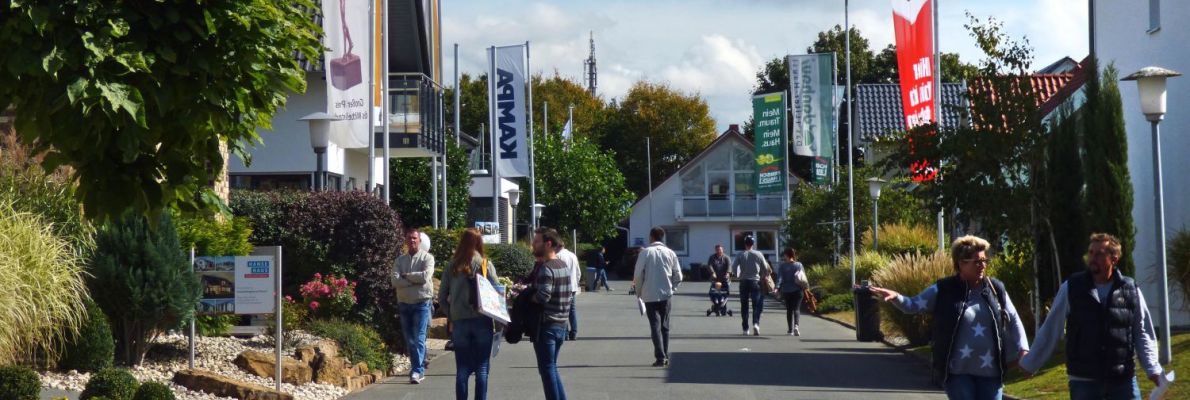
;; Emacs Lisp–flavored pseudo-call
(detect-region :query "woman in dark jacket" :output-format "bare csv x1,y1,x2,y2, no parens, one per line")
775,248,805,336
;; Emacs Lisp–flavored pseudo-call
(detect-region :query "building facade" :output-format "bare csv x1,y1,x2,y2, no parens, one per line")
1095,0,1190,325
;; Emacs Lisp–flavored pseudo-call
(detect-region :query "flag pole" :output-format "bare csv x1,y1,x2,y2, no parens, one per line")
527,41,537,232
382,0,391,204
845,0,857,289
367,0,376,194
489,46,500,243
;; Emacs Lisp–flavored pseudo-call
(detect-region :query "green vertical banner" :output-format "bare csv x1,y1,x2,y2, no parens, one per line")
788,53,836,185
753,92,787,194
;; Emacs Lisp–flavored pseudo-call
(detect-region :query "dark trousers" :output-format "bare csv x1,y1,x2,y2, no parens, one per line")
644,300,671,361
783,291,803,331
739,279,763,330
567,294,577,337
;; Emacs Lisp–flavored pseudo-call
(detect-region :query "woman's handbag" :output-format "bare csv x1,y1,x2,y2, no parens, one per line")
795,268,809,288
759,258,777,295
802,288,818,314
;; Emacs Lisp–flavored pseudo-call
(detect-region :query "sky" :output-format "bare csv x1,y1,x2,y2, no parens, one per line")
442,0,1089,132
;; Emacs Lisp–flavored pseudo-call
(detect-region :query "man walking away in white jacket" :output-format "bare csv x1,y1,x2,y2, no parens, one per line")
633,227,683,367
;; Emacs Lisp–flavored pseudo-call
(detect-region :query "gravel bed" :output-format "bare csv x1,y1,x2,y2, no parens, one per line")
39,330,412,400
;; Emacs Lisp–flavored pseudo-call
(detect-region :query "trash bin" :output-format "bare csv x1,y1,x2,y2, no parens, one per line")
853,286,883,342
688,262,704,281
585,267,597,291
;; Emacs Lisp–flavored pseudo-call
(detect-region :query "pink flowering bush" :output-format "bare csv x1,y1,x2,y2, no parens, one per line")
299,273,358,319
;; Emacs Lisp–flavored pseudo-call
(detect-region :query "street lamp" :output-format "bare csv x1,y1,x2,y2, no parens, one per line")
299,112,340,191
1123,66,1181,365
867,177,886,251
506,188,521,240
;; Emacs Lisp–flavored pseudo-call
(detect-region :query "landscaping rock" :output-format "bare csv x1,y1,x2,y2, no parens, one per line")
172,368,294,400
428,317,449,339
311,356,352,386
233,350,312,385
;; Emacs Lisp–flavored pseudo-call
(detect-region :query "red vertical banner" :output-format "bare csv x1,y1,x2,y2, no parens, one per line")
891,0,937,181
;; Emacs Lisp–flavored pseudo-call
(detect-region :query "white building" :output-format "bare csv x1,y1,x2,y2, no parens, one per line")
628,126,793,271
1095,0,1190,325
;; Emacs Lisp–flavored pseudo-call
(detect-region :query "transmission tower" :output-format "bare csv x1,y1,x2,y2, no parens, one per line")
583,31,597,94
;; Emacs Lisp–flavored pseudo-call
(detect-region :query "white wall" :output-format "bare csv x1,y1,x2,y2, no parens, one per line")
1096,0,1190,325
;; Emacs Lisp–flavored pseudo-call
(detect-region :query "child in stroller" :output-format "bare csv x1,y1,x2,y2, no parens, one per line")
706,281,732,316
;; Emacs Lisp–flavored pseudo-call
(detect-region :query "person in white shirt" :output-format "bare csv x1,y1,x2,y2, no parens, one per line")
556,243,582,341
633,227,683,367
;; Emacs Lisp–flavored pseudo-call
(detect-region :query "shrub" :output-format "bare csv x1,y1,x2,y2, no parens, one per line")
1171,229,1190,306
487,243,535,282
131,381,174,400
194,315,239,337
298,273,358,319
872,252,952,346
0,365,40,400
0,202,88,365
230,190,402,343
817,293,854,313
862,223,939,257
266,297,308,347
987,244,1038,335
80,368,139,400
0,133,95,256
812,252,890,298
307,319,391,373
174,212,254,257
58,299,115,372
89,214,201,366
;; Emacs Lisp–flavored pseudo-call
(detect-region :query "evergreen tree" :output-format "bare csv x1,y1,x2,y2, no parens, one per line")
1082,62,1137,276
89,213,200,365
1038,104,1089,299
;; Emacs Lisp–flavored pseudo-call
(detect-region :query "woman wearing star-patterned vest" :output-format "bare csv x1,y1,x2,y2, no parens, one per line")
869,235,1030,400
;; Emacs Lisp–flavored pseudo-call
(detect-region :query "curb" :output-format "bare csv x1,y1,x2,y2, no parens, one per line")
812,313,1026,400
343,348,448,397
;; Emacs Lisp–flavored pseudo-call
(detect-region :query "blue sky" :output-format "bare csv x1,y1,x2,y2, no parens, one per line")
442,0,1088,131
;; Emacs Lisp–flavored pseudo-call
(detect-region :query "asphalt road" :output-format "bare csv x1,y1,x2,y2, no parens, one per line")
346,280,946,400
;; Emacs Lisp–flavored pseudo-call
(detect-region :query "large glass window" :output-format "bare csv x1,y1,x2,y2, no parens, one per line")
732,229,778,253
681,164,704,196
663,226,688,255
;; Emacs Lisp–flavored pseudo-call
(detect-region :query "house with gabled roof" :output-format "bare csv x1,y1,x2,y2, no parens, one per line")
628,125,795,271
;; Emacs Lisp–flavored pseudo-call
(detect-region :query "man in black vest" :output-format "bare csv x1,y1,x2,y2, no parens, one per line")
1021,233,1163,400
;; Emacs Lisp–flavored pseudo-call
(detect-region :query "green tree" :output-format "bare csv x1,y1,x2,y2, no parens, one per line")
1037,103,1089,299
807,25,878,84
89,213,200,365
531,134,634,242
531,74,606,143
599,81,717,198
1082,62,1136,276
0,1,321,222
389,140,471,229
444,73,490,137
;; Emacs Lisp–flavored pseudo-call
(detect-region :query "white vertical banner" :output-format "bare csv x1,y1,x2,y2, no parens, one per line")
787,54,831,157
491,45,530,178
323,0,372,148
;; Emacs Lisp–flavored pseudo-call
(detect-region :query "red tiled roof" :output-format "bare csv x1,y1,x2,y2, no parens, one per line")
967,64,1085,131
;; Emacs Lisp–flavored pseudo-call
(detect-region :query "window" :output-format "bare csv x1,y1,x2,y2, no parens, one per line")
681,164,704,195
663,226,688,255
1149,0,1161,33
230,174,311,190
732,229,778,253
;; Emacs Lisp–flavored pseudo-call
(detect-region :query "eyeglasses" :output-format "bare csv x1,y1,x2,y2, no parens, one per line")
962,258,990,266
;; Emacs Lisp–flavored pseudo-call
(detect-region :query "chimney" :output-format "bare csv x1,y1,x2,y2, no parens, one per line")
728,124,740,133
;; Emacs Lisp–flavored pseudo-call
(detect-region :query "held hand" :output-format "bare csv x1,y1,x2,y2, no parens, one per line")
866,286,899,302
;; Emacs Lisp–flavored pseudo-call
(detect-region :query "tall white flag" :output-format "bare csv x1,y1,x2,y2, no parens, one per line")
560,117,573,141
322,0,372,148
491,45,530,178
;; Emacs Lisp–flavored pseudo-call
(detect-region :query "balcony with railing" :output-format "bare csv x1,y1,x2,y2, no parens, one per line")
376,72,445,157
674,194,785,221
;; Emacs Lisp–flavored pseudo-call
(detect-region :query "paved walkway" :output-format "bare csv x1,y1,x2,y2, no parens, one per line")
346,280,945,400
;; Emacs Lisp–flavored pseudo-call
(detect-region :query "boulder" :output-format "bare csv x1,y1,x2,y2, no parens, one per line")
346,373,375,392
233,351,312,385
428,317,449,339
173,369,293,400
312,356,353,386
354,362,369,376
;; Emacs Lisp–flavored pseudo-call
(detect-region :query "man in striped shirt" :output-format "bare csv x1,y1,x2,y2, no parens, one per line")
531,227,573,400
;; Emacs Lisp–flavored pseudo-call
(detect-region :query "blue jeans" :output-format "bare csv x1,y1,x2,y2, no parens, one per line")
567,294,577,337
451,317,493,400
944,373,1003,400
739,279,763,330
1069,377,1141,400
534,323,568,400
398,301,431,375
595,269,610,290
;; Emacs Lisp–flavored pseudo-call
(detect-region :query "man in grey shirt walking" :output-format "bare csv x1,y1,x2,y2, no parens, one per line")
392,229,435,384
732,236,770,336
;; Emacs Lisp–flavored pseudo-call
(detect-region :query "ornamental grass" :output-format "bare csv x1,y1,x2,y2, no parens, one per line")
871,251,952,346
0,201,88,365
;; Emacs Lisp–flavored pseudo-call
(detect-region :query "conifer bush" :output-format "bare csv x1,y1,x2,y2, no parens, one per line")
58,299,115,372
0,365,41,400
131,381,174,400
88,214,200,366
80,368,139,400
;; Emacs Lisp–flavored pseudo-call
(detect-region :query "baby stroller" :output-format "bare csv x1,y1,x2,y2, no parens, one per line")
706,281,733,317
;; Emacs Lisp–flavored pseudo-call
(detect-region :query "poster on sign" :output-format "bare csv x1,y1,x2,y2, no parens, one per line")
193,255,277,315
491,45,531,178
235,256,277,315
891,0,937,182
322,0,373,148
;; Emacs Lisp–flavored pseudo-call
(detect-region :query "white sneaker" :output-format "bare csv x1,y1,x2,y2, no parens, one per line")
794,326,800,336
410,372,424,384
743,328,751,336
752,324,760,336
